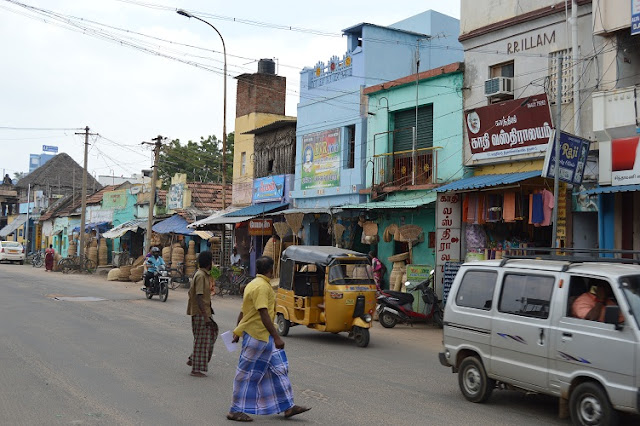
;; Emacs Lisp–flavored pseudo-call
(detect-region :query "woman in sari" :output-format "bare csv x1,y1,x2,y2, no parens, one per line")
45,244,55,271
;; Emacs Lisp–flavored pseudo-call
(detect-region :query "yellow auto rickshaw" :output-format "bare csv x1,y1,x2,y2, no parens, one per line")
275,246,377,347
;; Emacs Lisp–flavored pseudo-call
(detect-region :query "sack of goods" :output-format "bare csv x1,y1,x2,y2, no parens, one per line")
129,265,144,282
118,265,132,281
162,246,171,265
107,268,120,281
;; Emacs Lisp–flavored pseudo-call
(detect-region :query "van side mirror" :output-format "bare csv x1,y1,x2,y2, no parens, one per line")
604,305,623,330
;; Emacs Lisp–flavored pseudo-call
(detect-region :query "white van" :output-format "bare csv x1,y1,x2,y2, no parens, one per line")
439,258,640,426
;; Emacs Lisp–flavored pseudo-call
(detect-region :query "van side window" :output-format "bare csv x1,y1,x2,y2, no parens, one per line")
499,274,555,319
455,270,497,310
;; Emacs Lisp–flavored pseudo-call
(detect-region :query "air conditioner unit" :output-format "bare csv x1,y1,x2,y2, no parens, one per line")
484,77,514,98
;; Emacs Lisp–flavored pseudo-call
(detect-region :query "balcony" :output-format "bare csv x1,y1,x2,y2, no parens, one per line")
371,148,438,190
593,86,640,141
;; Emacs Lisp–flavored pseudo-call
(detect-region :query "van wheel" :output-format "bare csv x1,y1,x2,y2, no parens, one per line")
458,356,494,403
570,382,619,426
276,313,290,337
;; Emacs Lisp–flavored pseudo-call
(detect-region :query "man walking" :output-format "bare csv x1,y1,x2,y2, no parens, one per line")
187,251,218,377
227,256,310,422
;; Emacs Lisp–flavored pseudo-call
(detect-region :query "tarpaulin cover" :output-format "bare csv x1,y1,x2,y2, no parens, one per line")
152,215,194,235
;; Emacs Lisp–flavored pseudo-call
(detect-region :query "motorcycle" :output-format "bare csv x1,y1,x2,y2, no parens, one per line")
141,265,170,302
376,270,443,328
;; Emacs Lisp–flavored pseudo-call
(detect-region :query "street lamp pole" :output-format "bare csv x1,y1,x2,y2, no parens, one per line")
177,9,227,210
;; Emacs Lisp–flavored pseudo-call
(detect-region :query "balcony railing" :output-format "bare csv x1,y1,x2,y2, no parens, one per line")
372,147,438,188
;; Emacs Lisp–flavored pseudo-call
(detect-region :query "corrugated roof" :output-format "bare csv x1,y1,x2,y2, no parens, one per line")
342,192,436,210
581,184,640,195
224,202,288,217
0,214,27,237
435,171,542,192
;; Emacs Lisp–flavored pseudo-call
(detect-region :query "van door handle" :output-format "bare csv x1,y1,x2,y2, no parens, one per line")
538,328,545,345
562,332,573,338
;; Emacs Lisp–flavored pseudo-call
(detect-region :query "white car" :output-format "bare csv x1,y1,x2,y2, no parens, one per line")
0,241,26,264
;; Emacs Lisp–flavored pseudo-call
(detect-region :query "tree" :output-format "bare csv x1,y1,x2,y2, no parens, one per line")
13,172,26,182
158,133,234,188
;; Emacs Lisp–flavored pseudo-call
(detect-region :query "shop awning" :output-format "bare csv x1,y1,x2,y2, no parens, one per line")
581,184,640,195
266,207,336,216
224,202,289,217
188,206,243,229
0,214,27,237
102,219,147,239
198,215,255,225
435,170,542,192
342,192,436,210
152,215,194,236
193,230,214,240
72,221,110,234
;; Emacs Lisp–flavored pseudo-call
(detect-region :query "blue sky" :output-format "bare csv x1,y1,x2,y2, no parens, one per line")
0,0,460,179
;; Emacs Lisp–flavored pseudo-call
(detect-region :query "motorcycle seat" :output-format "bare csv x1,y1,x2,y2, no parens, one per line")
384,291,414,305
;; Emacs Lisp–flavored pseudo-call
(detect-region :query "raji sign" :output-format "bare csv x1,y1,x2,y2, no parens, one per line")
253,175,285,203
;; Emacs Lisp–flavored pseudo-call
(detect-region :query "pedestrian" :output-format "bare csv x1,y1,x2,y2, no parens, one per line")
186,250,218,377
227,256,310,422
45,244,55,272
368,251,385,291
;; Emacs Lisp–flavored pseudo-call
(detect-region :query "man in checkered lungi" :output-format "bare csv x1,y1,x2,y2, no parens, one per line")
187,251,218,377
227,256,310,422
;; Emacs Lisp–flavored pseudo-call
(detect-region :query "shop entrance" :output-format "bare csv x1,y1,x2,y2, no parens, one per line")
573,212,598,256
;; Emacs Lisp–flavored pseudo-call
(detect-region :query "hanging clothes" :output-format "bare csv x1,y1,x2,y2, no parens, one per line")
466,193,478,224
477,194,486,225
531,192,544,224
503,192,516,222
540,189,555,226
462,194,469,223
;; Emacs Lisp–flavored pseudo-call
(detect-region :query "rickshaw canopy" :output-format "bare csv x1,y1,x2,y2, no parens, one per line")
281,246,367,266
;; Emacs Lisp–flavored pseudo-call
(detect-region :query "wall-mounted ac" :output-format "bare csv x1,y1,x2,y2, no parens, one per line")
484,77,513,98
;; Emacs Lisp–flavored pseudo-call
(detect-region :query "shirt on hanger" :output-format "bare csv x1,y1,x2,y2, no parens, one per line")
540,189,555,226
531,192,544,224
503,192,516,222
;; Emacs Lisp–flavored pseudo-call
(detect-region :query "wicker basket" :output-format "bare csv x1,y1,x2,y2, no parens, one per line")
388,252,409,262
119,265,132,281
383,224,398,243
396,224,423,242
362,221,378,237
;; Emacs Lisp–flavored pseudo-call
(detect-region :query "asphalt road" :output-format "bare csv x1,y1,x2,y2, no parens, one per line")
0,263,637,425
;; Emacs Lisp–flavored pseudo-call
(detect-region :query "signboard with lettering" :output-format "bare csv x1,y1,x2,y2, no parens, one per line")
42,145,58,153
442,261,462,305
167,183,185,210
435,193,462,300
465,94,552,161
610,137,640,186
405,264,432,283
253,175,285,203
542,131,591,186
248,218,273,236
301,128,341,190
633,0,640,36
102,189,128,209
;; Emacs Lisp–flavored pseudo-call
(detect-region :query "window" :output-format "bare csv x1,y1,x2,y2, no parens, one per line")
548,49,573,104
241,152,246,175
392,105,433,152
267,159,274,174
455,270,497,310
499,274,555,319
490,61,514,78
346,125,355,169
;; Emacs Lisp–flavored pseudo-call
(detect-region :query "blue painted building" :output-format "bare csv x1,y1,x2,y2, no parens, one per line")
291,10,463,245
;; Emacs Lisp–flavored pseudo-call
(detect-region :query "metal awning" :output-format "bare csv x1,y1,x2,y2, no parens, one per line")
102,219,147,239
0,214,27,237
266,207,335,216
224,202,289,217
435,170,542,192
188,206,243,229
580,184,640,195
199,215,255,225
341,193,436,210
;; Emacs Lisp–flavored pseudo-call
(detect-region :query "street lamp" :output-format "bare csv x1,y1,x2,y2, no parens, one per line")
176,9,227,210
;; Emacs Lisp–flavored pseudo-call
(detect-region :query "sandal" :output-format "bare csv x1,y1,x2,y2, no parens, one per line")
284,405,311,419
187,359,192,366
227,412,253,422
190,371,207,377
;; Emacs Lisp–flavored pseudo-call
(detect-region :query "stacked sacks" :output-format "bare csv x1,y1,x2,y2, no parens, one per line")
129,265,144,282
107,268,120,281
67,241,77,258
162,246,171,265
87,246,98,267
185,240,197,277
98,239,108,266
119,265,132,281
171,244,184,277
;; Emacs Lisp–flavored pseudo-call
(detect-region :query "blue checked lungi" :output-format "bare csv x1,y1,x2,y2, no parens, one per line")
229,333,295,415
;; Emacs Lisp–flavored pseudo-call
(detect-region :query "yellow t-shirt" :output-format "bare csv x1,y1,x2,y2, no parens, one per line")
233,274,275,342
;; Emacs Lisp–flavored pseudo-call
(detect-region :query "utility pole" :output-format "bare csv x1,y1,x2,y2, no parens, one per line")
551,56,563,249
572,0,580,136
25,183,30,252
75,126,96,260
143,135,163,253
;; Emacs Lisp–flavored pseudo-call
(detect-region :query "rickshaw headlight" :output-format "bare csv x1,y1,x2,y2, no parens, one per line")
362,313,372,323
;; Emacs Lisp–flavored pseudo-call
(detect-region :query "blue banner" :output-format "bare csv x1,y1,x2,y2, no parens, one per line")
252,175,285,203
633,0,640,36
42,145,58,153
542,131,591,186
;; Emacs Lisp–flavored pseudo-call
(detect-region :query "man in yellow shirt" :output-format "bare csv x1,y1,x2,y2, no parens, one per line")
227,256,310,422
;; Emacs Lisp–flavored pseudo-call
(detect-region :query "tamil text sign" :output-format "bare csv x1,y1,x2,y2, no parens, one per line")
248,218,273,236
611,137,640,186
301,128,340,190
102,189,128,209
466,94,552,161
253,175,285,203
542,131,591,186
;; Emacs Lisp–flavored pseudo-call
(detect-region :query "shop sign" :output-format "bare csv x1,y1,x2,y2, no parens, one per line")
167,183,185,210
248,218,273,236
301,128,341,190
542,131,591,186
90,209,114,223
611,137,640,186
42,145,58,153
406,264,432,283
633,0,640,36
556,182,568,248
465,94,552,161
435,193,462,299
253,175,285,203
102,189,128,209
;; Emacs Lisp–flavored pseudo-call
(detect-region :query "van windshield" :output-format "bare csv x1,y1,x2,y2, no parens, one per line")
328,260,374,285
619,275,640,328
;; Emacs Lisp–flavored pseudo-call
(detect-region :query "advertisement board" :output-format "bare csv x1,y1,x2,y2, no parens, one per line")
42,145,59,153
301,128,341,190
405,264,432,282
465,94,552,161
633,0,640,35
102,189,128,209
248,219,273,236
167,183,185,210
541,131,591,186
611,136,640,186
253,175,285,203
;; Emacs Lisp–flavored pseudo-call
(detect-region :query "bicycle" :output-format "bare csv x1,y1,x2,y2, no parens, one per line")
59,256,97,274
28,251,44,268
215,265,252,296
168,262,193,290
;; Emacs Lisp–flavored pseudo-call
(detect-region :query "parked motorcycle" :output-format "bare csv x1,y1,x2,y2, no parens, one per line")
377,270,443,328
141,265,170,302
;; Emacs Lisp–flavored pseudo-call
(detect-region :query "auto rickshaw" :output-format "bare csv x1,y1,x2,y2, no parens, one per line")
274,246,376,347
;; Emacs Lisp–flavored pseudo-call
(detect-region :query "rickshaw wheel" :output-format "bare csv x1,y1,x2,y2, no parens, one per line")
276,313,290,336
353,326,370,348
